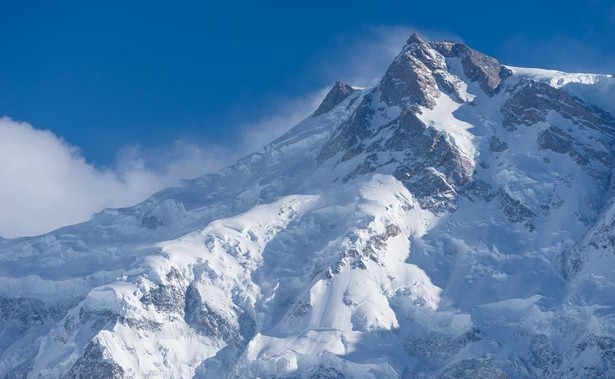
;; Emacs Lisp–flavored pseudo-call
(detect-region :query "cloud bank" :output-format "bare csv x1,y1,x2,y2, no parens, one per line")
0,117,227,238
0,88,328,239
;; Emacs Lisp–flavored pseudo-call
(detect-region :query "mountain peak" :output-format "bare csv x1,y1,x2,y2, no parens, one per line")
313,81,356,116
406,32,427,46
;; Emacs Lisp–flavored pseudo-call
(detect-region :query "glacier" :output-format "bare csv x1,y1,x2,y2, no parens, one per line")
1,33,615,378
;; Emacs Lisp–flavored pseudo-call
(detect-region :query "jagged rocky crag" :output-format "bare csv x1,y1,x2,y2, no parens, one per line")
1,33,615,378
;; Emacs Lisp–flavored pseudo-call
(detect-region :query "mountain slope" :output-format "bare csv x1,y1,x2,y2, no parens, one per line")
1,33,615,378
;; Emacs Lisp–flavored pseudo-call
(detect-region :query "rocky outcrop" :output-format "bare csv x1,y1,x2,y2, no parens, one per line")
498,188,536,231
314,82,356,116
140,267,186,316
184,285,255,347
537,126,615,185
317,92,376,164
380,33,443,108
501,80,615,133
431,41,511,96
489,136,508,152
65,340,128,379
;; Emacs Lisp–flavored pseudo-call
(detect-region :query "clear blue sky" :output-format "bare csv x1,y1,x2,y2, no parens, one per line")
1,0,614,166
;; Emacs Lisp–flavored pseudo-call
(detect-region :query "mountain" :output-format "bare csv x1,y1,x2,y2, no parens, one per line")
2,33,615,378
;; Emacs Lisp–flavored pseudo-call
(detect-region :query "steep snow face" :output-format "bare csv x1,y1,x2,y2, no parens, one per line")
2,33,615,378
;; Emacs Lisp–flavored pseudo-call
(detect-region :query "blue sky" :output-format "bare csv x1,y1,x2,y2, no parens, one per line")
2,0,614,165
0,0,614,237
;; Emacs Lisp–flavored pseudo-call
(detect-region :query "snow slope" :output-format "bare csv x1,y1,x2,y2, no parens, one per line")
1,33,615,378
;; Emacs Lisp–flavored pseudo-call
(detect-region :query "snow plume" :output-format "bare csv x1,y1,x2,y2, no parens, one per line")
237,87,330,152
497,35,615,75
317,25,460,87
0,117,220,238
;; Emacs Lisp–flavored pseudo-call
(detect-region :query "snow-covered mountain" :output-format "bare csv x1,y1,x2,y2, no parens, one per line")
2,33,615,378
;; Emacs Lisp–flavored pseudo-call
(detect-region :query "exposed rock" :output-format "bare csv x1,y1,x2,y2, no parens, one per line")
140,267,186,316
380,35,443,108
501,80,615,133
320,98,475,212
317,92,376,164
329,223,403,275
403,328,481,366
307,364,347,379
140,214,163,229
0,297,66,330
439,356,510,379
559,201,615,278
498,188,535,231
527,334,562,378
489,136,509,152
537,126,615,185
184,285,255,347
64,340,128,379
571,335,615,378
314,82,356,116
431,41,511,96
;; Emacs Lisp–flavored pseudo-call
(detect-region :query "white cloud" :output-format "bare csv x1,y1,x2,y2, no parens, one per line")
0,117,225,238
0,89,328,239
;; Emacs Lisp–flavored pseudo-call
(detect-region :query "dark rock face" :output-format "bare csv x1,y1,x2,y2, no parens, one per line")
330,223,402,274
402,328,481,367
186,283,256,378
392,126,474,212
0,297,66,331
439,356,510,379
65,340,128,379
431,41,511,96
559,198,615,278
501,80,615,133
140,268,186,316
318,92,474,212
526,334,562,378
497,188,536,231
307,365,347,379
537,126,615,185
314,82,356,116
184,285,255,348
377,35,512,104
489,136,508,152
317,92,376,164
319,35,502,213
140,214,163,229
571,335,615,378
380,35,443,108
